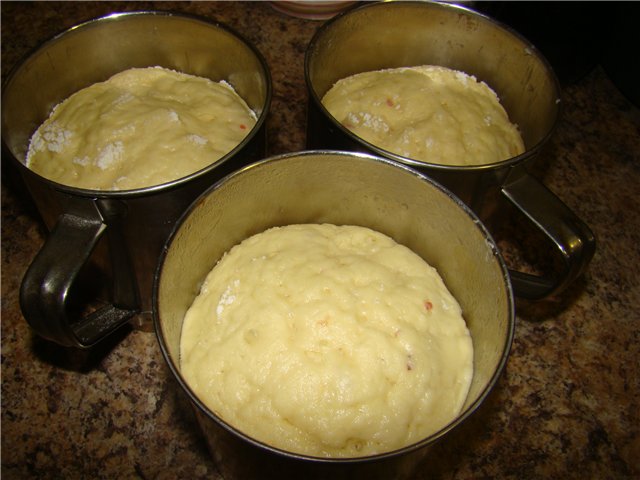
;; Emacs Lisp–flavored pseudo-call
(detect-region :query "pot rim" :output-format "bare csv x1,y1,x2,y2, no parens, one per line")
153,149,516,464
1,9,272,199
303,0,562,172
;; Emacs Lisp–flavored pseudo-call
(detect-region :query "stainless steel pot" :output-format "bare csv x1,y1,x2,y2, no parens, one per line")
1,11,272,348
154,150,514,479
305,0,595,300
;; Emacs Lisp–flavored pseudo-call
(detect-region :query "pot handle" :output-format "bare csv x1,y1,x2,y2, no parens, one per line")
20,206,138,348
501,167,596,300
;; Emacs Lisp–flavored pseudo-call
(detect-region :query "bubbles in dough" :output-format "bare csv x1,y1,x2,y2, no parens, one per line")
322,65,525,166
180,224,473,458
26,67,257,190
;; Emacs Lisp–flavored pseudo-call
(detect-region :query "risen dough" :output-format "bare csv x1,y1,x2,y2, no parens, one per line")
26,67,256,190
322,65,525,166
180,224,473,458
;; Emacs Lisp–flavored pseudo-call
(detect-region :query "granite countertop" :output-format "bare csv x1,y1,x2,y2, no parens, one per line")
1,2,638,479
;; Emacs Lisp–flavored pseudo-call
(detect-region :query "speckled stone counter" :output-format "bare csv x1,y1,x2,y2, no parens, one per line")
2,2,639,479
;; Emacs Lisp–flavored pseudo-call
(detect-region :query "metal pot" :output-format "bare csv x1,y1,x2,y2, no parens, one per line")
154,150,514,479
1,11,272,347
305,1,595,300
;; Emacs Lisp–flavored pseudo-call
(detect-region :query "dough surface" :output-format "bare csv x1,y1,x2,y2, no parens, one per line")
322,65,525,166
180,224,473,458
26,66,256,190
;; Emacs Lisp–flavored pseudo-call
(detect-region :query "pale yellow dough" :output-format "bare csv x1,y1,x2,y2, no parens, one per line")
322,65,525,166
26,67,256,190
180,224,473,458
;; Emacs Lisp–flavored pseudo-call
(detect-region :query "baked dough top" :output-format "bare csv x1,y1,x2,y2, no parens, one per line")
322,65,525,166
180,224,473,457
26,66,256,190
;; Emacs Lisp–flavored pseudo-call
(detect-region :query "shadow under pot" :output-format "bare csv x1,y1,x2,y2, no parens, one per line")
154,150,515,480
304,0,595,301
1,10,272,348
